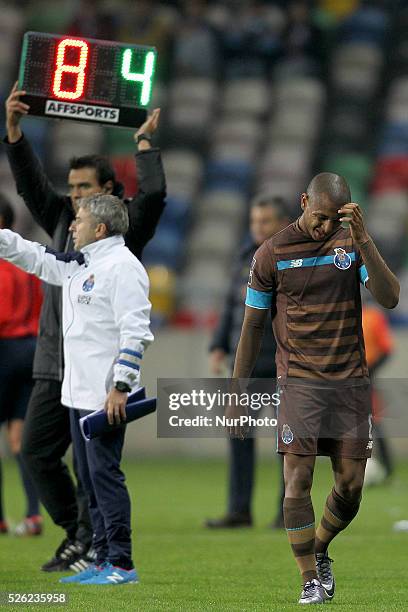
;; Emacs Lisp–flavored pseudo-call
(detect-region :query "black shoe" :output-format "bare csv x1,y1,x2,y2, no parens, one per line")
268,515,285,530
41,538,87,572
69,546,97,573
204,513,252,528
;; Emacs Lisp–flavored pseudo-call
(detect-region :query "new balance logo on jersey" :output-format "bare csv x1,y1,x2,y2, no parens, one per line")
290,259,303,268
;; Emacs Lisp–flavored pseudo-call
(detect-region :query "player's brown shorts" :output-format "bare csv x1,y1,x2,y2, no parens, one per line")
276,378,372,458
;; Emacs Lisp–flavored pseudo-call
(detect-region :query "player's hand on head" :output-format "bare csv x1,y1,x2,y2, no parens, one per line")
104,387,127,425
6,81,29,128
338,203,369,245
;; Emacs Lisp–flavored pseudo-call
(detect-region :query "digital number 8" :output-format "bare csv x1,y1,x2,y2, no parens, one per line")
53,38,89,100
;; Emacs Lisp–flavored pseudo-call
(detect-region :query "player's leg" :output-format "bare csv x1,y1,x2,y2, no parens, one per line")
372,421,393,479
82,425,138,585
21,380,92,570
205,436,255,528
6,339,42,536
59,408,108,584
316,456,366,554
314,456,366,600
21,380,78,537
0,455,6,533
0,339,13,533
70,409,107,564
0,426,7,533
7,418,42,535
284,453,326,604
73,451,95,549
283,453,317,581
271,453,285,529
276,381,327,602
229,437,255,519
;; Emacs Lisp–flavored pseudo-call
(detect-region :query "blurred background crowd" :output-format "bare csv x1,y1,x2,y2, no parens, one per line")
0,0,408,462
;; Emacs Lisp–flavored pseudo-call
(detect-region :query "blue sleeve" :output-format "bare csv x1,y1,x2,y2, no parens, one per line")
359,264,369,286
245,242,276,309
245,286,274,309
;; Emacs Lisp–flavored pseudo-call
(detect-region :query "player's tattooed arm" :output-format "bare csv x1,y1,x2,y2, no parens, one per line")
339,203,400,309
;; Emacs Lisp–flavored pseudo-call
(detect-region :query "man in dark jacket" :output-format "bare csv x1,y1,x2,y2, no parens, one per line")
3,82,166,571
205,196,289,529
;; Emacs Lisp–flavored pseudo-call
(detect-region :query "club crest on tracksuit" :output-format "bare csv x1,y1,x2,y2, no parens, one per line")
82,274,95,292
282,423,294,445
333,248,351,270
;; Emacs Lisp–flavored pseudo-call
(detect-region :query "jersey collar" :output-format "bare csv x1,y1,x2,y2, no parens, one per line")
81,234,125,259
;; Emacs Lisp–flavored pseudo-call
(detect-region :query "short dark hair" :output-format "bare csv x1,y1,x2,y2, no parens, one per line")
251,194,289,219
69,155,115,187
0,194,15,229
307,172,351,207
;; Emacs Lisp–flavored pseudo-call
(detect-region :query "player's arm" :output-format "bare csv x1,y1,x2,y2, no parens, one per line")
339,203,400,309
125,108,166,260
105,263,154,424
228,243,276,437
228,305,270,438
0,229,81,286
232,242,276,377
3,82,66,237
232,306,269,378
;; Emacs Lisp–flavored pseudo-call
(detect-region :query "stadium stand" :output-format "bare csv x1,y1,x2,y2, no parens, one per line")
0,0,407,326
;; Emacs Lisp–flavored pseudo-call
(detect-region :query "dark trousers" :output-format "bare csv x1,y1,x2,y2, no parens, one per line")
373,422,394,477
21,379,92,545
69,408,133,569
228,438,285,519
0,337,36,423
0,337,40,519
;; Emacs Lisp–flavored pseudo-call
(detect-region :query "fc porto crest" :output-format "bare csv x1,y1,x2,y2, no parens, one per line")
282,424,294,445
82,274,95,292
333,247,351,270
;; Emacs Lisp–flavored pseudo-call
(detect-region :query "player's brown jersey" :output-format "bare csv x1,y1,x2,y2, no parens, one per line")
246,220,369,381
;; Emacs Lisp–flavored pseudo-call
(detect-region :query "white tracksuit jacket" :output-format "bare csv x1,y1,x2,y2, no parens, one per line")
0,230,154,411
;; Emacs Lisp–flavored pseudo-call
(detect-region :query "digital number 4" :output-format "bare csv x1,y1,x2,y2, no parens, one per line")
121,50,156,106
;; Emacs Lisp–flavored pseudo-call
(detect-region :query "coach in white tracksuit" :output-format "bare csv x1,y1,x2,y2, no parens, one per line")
0,194,153,581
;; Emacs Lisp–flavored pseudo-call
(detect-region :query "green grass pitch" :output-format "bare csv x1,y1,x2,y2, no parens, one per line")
0,456,407,611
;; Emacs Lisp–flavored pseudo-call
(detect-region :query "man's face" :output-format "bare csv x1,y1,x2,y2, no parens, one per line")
68,167,104,211
70,207,102,250
250,205,283,246
301,192,342,241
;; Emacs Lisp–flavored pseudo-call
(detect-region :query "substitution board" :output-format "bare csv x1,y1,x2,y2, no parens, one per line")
18,31,157,128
